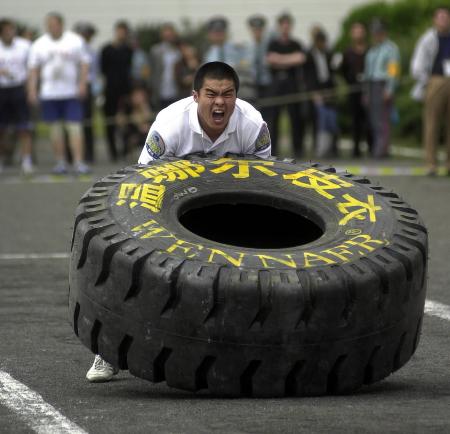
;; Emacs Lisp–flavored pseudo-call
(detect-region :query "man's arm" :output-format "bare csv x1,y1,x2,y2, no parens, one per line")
78,40,91,99
27,43,40,106
99,45,113,79
266,51,306,69
411,31,435,82
78,62,89,99
138,130,168,164
27,66,39,106
384,44,401,100
245,123,271,159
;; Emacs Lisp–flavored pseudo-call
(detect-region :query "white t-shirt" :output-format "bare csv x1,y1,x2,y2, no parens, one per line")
0,37,30,88
138,97,271,163
28,31,89,100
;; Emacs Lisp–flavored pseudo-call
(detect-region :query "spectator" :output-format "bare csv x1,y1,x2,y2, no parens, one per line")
204,17,254,102
203,17,239,65
306,27,339,158
74,22,98,163
18,25,37,42
175,39,200,98
364,19,400,159
116,84,153,158
100,20,133,161
247,15,272,118
150,23,181,110
0,18,33,174
341,22,373,157
28,12,90,174
266,12,307,157
130,33,150,85
411,6,450,176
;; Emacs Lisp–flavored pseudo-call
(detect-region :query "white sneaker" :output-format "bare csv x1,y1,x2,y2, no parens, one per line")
86,355,119,383
52,161,68,175
21,158,34,176
74,161,91,175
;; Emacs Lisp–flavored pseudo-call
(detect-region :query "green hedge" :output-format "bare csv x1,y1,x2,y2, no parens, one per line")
335,0,450,143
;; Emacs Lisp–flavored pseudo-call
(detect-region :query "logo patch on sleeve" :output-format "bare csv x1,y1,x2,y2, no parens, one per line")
254,124,271,151
145,131,166,159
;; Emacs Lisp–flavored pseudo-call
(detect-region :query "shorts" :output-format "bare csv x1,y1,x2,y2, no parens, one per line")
41,98,83,123
0,85,31,130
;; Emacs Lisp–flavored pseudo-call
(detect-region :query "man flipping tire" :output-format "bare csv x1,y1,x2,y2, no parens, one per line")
86,61,272,382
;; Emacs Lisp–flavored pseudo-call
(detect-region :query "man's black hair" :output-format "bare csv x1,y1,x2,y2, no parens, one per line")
278,12,294,25
115,20,130,32
434,5,450,14
46,12,64,25
350,21,366,29
0,18,14,34
193,61,240,93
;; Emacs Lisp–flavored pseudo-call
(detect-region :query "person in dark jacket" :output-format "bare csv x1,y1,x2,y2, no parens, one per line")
266,13,307,157
305,27,339,157
341,22,372,157
100,20,133,161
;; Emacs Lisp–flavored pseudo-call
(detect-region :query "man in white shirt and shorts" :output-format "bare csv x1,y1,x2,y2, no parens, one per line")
86,61,272,382
0,18,33,174
28,12,90,175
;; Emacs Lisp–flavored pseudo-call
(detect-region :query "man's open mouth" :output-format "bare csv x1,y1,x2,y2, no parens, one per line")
212,109,225,123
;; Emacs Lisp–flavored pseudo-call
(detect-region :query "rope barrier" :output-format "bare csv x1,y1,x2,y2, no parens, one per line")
31,75,416,128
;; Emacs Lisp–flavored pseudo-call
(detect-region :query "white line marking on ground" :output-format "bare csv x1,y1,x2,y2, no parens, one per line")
0,253,70,260
425,300,450,322
0,370,88,434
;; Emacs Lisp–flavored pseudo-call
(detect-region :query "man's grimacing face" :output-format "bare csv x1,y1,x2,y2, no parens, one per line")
193,77,237,138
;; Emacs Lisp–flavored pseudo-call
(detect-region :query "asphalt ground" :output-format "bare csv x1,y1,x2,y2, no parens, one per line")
0,140,449,434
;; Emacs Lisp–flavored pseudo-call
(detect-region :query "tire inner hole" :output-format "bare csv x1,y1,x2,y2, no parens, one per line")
179,202,324,249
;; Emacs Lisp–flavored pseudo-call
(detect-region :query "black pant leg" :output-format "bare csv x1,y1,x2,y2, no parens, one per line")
287,102,304,157
267,104,281,156
103,92,120,161
83,87,94,162
256,85,271,125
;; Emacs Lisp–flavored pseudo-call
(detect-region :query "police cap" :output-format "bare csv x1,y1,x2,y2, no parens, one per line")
248,15,266,29
207,17,228,32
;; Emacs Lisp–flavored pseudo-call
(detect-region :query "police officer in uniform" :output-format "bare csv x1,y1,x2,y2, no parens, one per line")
86,61,271,382
204,17,255,103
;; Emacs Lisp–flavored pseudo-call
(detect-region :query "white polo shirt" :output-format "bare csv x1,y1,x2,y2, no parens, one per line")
0,37,30,88
138,96,271,163
28,31,89,100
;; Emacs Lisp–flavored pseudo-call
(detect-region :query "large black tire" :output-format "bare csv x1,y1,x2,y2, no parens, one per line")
69,156,428,397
